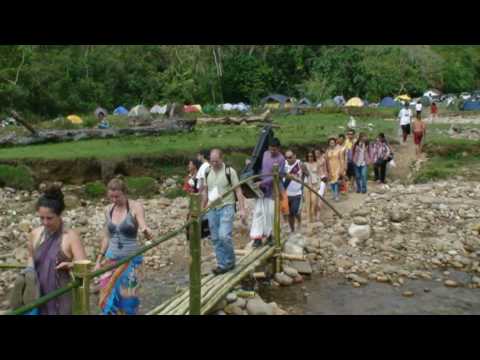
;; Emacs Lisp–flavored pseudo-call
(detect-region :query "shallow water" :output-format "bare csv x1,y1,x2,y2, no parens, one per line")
260,270,480,315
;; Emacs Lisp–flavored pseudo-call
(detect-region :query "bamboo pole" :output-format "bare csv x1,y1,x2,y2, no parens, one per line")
189,194,202,316
10,110,38,136
280,254,307,261
72,261,93,315
0,263,26,270
273,164,282,274
5,280,81,315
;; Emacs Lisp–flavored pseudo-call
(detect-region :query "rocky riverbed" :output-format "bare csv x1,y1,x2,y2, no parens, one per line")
1,178,480,315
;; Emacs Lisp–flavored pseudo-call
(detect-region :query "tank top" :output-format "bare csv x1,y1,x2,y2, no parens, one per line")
106,201,139,259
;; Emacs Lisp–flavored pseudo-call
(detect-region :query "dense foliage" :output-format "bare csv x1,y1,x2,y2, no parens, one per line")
1,45,479,119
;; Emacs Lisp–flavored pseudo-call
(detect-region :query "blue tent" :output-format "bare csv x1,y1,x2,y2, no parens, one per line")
379,97,400,108
462,101,480,111
113,106,129,116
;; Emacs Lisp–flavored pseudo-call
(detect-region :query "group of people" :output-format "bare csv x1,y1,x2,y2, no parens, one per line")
20,126,398,316
181,132,394,277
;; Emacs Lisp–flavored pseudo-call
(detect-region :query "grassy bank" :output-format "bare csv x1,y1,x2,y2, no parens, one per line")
414,139,480,183
0,114,398,161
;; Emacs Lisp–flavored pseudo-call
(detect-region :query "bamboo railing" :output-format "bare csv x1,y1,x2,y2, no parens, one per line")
1,165,341,316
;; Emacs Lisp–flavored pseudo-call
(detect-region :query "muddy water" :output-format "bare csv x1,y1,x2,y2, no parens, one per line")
260,270,480,315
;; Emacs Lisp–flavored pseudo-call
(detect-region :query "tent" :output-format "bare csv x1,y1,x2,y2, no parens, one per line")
150,105,167,115
67,115,83,125
261,94,294,110
298,98,312,107
345,97,364,108
323,99,337,108
379,97,400,108
423,89,442,98
94,107,108,119
395,95,412,102
462,101,480,111
128,105,150,117
113,106,129,116
333,96,346,106
184,105,202,113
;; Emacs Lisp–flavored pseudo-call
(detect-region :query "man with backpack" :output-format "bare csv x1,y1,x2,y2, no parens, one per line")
202,149,246,275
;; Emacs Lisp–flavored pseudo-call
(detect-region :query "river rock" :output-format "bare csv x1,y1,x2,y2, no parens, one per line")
389,210,409,223
274,273,293,286
289,260,313,275
283,266,299,278
402,291,414,298
246,298,274,315
64,195,81,209
226,293,238,304
234,298,247,309
283,242,304,256
444,280,459,288
353,217,369,226
346,274,368,285
270,302,288,315
224,303,244,315
348,224,371,241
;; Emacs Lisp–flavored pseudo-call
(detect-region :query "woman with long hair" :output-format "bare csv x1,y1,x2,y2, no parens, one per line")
96,176,153,315
325,138,345,202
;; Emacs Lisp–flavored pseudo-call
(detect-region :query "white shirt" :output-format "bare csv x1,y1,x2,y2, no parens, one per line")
399,108,412,126
284,160,303,197
416,103,423,112
196,162,210,190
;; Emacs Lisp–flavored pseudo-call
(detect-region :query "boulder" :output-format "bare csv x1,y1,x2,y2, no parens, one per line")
246,298,274,315
274,273,294,286
289,260,313,275
348,224,371,241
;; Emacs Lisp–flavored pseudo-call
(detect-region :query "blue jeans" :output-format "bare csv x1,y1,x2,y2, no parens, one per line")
207,205,236,270
355,165,368,193
330,182,339,199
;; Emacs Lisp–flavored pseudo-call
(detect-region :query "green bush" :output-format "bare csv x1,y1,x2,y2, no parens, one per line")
0,165,35,190
126,177,158,197
84,181,107,199
164,187,187,200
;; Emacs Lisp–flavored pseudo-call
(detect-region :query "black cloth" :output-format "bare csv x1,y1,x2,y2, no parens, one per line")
401,124,411,135
374,160,387,184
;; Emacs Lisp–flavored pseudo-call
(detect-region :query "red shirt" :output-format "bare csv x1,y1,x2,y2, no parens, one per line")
431,104,438,114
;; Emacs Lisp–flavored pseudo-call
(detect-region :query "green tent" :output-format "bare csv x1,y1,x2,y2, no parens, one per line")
322,99,337,108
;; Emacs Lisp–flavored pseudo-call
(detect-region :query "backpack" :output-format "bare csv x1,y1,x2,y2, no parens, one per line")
205,165,238,211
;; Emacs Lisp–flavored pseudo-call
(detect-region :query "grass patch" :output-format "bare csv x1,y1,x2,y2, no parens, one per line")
414,138,480,183
126,177,158,198
84,181,107,199
0,164,35,190
163,187,187,200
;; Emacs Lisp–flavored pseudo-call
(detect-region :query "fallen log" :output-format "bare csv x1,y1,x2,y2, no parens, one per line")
0,119,196,147
196,110,272,126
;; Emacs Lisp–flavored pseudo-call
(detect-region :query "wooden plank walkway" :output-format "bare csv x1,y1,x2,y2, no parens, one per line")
147,245,276,315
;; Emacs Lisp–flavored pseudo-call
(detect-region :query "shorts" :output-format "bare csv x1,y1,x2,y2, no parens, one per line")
414,132,424,145
288,195,302,217
346,162,355,178
401,124,411,135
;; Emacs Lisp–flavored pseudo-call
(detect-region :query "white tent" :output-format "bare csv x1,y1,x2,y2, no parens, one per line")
129,105,150,117
150,105,167,115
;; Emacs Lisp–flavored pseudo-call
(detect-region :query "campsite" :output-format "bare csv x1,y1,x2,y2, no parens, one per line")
1,45,480,316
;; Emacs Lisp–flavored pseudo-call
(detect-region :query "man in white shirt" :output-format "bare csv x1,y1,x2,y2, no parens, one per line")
283,150,309,233
415,102,423,120
196,150,210,192
398,103,412,143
